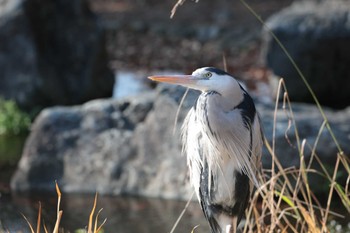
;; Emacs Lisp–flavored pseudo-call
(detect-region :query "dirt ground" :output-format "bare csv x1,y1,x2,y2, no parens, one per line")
88,0,294,78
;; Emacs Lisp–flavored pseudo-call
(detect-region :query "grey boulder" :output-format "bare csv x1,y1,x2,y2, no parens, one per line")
261,0,350,108
11,88,195,199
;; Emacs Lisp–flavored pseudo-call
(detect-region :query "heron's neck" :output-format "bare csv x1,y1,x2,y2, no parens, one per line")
203,89,244,112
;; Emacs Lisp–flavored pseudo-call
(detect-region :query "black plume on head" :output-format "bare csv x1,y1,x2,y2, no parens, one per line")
204,67,231,76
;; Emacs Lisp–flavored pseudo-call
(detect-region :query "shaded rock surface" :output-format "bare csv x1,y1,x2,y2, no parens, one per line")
11,87,196,199
11,85,350,199
0,0,114,111
260,103,350,165
261,0,350,109
90,0,293,71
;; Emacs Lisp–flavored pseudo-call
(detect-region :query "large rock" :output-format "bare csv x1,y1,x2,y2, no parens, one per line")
11,86,350,199
261,0,350,109
0,0,114,111
11,87,197,199
259,103,350,166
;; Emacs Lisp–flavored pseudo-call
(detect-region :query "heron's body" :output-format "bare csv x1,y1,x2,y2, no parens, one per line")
184,84,262,233
149,67,263,233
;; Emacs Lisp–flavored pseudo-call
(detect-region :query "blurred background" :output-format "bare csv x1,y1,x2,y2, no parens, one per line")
0,0,349,232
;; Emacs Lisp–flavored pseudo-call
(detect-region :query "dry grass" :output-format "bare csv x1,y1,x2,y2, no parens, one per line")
242,79,350,233
236,1,350,231
168,77,349,233
22,182,106,233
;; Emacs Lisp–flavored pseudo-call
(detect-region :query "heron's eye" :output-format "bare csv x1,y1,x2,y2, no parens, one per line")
204,72,212,78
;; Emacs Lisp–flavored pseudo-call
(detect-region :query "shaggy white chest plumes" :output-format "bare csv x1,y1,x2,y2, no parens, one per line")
182,89,262,233
149,67,263,233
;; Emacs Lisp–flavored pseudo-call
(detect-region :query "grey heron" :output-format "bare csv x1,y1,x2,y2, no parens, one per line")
149,67,263,233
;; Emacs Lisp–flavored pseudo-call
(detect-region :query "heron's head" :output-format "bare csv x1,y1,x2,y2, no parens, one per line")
148,67,242,96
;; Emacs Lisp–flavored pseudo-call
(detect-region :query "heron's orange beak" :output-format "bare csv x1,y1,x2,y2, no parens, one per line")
148,75,197,85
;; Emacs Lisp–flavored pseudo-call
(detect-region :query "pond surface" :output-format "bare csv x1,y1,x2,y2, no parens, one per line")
0,192,209,233
113,69,182,99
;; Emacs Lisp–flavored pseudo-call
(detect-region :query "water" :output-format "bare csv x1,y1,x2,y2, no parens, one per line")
0,192,209,233
0,134,27,186
113,70,150,99
113,69,181,99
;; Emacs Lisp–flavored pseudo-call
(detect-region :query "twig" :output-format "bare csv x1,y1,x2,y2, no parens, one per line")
169,191,195,233
173,88,189,135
